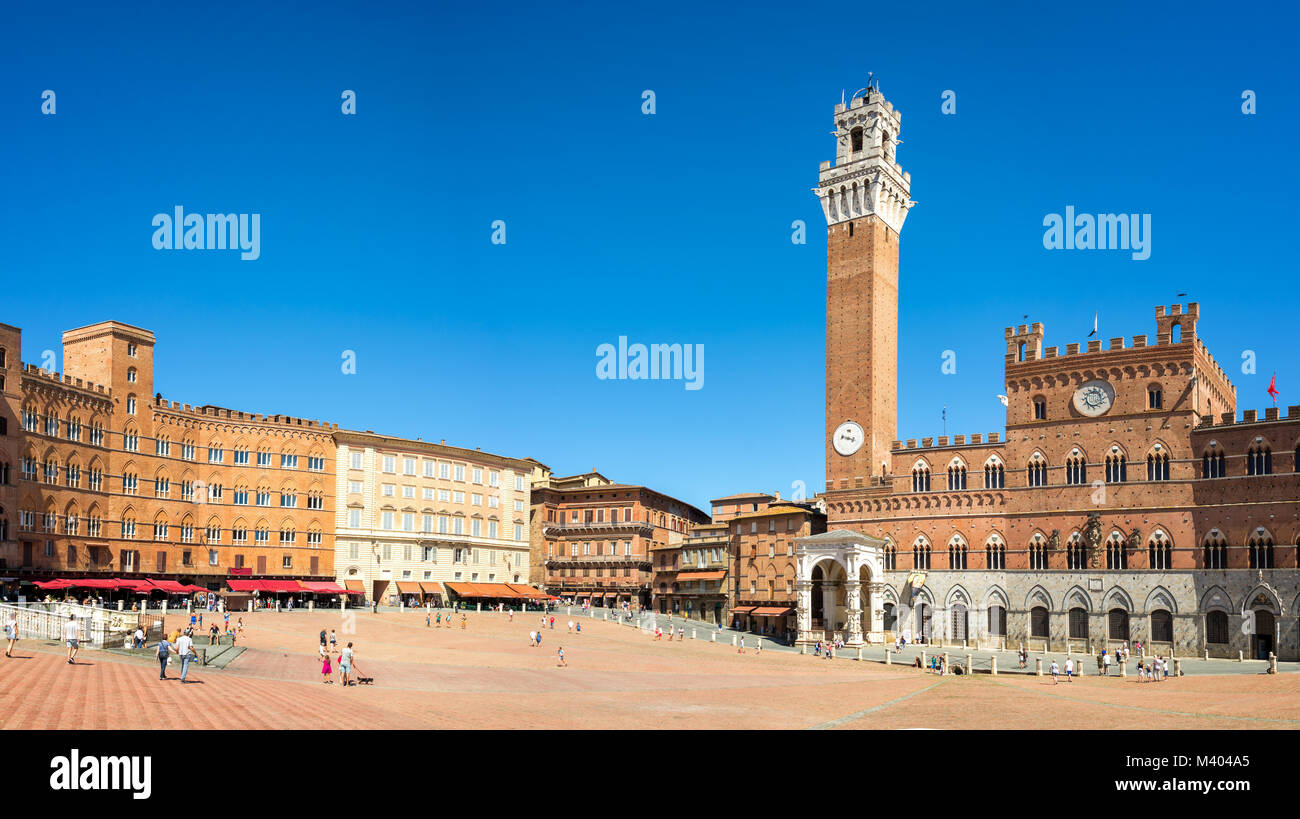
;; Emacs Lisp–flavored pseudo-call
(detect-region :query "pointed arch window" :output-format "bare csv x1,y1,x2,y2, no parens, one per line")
1202,444,1226,478
1246,443,1272,475
948,537,968,570
912,538,931,570
1065,453,1087,485
985,535,1006,570
1147,530,1172,570
884,543,897,571
1027,454,1048,487
1066,532,1087,569
1202,533,1227,569
1146,447,1170,481
1028,533,1049,570
1248,531,1275,569
947,462,967,491
984,460,1005,489
911,463,931,493
1105,450,1127,483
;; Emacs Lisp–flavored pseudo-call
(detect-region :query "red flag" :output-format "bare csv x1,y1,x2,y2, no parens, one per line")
1267,373,1279,404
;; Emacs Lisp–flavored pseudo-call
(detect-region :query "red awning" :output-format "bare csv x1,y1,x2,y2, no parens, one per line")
183,584,209,593
750,606,794,617
260,580,304,593
65,578,119,590
149,579,189,593
32,579,72,590
300,581,347,594
730,606,756,615
226,579,261,592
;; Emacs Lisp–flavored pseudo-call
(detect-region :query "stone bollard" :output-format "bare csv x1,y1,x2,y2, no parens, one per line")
1042,643,1048,656
990,656,997,675
800,644,806,655
308,601,314,612
857,646,863,661
1204,648,1209,661
965,653,972,674
732,634,737,646
1270,654,1278,674
187,600,192,614
1066,643,1071,657
1239,650,1244,662
885,649,892,666
275,600,281,613
117,600,124,611
1174,658,1183,677
476,603,481,612
711,632,716,643
162,602,168,616
920,650,926,669
247,601,253,612
1120,660,1127,677
943,652,950,675
1035,658,1043,676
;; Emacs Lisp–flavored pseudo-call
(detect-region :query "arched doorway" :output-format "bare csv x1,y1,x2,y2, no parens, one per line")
918,603,933,642
1150,609,1173,643
1030,606,1049,640
1252,609,1276,659
1108,608,1130,641
810,564,825,629
951,603,968,643
987,605,1006,639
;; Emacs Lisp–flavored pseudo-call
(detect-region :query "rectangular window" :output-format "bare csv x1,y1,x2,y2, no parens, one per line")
423,460,435,478
382,512,394,530
308,456,324,472
234,449,249,465
404,457,417,475
348,509,362,528
350,452,364,470
440,463,451,479
516,524,525,542
383,455,396,473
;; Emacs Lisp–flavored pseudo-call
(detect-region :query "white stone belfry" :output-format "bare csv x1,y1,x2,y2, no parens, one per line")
812,83,914,233
794,529,888,646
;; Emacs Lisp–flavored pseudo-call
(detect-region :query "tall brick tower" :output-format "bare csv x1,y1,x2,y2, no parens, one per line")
818,83,913,487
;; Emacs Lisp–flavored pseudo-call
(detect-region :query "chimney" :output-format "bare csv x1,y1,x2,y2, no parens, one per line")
774,490,781,500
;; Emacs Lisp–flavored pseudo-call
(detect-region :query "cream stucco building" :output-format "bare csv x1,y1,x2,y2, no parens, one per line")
333,430,535,604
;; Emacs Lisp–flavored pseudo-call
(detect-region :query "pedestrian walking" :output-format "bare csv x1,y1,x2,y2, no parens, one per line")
568,620,574,633
320,644,333,683
549,616,555,630
1050,659,1060,684
1064,657,1074,682
461,614,467,630
340,642,354,686
556,646,567,667
4,611,18,658
63,614,81,664
529,630,537,647
1103,650,1112,676
177,630,197,683
156,634,173,680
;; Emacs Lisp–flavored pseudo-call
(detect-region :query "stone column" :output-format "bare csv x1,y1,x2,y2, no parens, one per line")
990,656,997,675
795,579,813,643
867,582,886,643
845,579,863,645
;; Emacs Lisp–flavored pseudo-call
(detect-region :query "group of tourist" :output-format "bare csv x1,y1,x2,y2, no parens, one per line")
424,611,469,629
317,627,356,685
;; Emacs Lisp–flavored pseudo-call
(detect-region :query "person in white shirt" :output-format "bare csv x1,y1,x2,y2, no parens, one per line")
4,612,18,658
133,627,145,649
176,630,197,682
1064,657,1074,682
63,615,80,664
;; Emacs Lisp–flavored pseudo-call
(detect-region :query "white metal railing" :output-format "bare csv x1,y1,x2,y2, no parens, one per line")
0,602,108,649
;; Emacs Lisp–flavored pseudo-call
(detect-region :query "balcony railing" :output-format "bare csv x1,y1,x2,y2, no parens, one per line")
542,520,653,535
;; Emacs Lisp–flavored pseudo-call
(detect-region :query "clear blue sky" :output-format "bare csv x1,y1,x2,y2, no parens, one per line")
2,1,1296,513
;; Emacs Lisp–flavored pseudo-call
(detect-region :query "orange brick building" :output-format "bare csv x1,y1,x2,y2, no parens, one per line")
0,321,336,591
530,467,709,608
807,83,1300,659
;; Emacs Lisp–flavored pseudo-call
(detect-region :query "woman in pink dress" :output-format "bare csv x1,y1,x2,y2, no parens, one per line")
320,644,333,683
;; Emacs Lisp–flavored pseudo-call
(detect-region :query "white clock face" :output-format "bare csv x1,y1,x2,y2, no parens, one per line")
833,421,864,456
1073,380,1115,417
